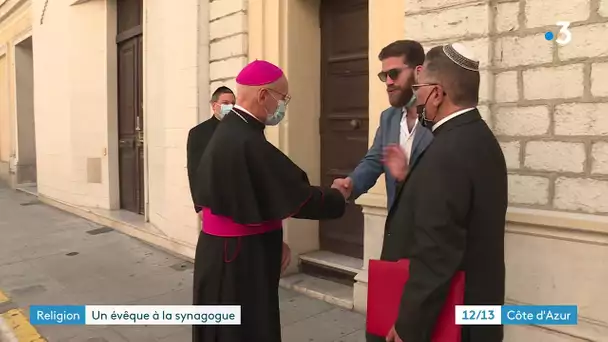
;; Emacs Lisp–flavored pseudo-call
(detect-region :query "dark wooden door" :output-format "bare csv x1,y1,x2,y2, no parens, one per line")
117,0,144,214
319,0,369,259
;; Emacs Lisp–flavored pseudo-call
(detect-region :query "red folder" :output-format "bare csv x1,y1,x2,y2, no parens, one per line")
366,259,465,341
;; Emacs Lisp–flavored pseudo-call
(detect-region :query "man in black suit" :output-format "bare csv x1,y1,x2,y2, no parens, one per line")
379,43,508,342
187,86,235,212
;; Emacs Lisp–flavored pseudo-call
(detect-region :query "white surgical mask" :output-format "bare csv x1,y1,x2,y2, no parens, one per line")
265,100,286,126
219,104,233,119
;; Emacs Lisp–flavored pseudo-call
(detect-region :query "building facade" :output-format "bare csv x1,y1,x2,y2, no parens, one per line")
30,0,214,258
0,0,35,188
210,0,608,341
27,0,608,341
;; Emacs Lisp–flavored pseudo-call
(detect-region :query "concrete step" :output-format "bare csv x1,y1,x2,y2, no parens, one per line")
280,273,354,310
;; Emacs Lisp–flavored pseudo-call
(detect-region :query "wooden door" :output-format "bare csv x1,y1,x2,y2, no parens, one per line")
117,0,144,214
319,0,369,259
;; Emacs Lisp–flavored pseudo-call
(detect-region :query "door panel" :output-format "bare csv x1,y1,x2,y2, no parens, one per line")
319,0,369,259
117,38,143,214
117,0,144,214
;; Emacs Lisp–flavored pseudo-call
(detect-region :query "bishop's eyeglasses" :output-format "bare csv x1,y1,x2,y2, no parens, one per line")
267,88,292,105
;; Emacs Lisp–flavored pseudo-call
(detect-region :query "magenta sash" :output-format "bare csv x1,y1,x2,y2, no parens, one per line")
201,207,282,237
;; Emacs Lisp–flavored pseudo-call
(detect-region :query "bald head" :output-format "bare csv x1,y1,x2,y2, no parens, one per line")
235,60,290,123
236,75,288,100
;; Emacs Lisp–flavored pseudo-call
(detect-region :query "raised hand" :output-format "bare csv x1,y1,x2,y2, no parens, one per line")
382,144,409,182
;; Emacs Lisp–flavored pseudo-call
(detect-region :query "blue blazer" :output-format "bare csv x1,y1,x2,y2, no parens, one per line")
349,106,434,209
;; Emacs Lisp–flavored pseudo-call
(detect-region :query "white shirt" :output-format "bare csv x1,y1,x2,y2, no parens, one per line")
432,107,476,132
233,104,261,123
399,108,418,164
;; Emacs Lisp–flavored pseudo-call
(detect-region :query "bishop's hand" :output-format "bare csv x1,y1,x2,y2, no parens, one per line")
382,144,408,182
331,177,353,199
331,183,349,200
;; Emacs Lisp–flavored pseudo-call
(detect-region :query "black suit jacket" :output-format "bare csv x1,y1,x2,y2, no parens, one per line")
187,116,220,212
379,109,508,342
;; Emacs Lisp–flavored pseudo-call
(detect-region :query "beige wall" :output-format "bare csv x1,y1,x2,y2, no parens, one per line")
33,0,117,207
0,0,31,182
144,0,207,246
0,48,8,164
32,0,211,248
14,36,35,183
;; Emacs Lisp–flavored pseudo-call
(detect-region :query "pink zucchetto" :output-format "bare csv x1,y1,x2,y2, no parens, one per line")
236,60,284,86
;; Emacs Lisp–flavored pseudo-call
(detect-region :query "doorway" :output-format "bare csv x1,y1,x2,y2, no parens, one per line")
319,0,369,259
14,36,36,185
116,0,144,214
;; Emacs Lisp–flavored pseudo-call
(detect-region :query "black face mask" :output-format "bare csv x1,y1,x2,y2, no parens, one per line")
417,89,437,128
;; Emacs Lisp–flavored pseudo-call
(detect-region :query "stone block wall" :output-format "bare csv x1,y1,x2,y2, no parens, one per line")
405,0,608,215
208,0,248,104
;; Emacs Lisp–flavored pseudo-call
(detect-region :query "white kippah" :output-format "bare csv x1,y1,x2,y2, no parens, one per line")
452,43,476,61
443,43,479,72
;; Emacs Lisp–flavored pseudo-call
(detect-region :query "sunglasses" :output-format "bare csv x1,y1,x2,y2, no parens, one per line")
377,66,411,82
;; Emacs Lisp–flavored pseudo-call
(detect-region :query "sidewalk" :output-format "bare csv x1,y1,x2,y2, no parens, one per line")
0,185,365,342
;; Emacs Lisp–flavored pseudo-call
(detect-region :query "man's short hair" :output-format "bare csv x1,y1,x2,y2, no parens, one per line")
424,46,480,107
210,86,234,102
378,40,425,67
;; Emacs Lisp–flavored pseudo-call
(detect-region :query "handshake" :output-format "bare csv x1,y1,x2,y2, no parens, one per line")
331,177,353,200
330,144,410,201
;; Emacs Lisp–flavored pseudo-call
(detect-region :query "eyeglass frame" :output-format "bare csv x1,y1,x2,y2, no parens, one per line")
266,88,292,105
411,83,441,91
411,83,448,100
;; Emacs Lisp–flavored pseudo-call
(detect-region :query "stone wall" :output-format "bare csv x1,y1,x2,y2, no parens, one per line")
405,0,608,216
208,0,248,106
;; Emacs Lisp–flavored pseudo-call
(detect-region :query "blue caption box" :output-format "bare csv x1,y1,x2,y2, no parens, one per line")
30,305,86,325
502,305,577,325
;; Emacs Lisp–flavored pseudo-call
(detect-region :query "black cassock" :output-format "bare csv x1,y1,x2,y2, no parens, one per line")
369,109,508,342
187,116,221,213
192,108,346,342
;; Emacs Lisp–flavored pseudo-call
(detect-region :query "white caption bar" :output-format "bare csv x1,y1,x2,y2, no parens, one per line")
455,305,502,325
85,305,241,325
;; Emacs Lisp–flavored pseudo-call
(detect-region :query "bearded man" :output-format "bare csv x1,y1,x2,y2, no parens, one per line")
332,40,433,209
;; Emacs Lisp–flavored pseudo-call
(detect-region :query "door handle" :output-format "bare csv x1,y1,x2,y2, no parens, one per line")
119,139,134,148
350,119,361,129
136,131,144,146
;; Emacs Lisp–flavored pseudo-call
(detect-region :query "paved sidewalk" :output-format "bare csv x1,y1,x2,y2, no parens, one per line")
0,185,365,342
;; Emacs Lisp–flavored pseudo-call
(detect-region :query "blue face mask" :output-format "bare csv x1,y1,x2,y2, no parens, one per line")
219,104,233,119
265,100,286,126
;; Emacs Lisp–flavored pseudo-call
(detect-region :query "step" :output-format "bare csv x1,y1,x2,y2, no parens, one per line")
284,250,364,309
279,273,354,310
299,250,363,275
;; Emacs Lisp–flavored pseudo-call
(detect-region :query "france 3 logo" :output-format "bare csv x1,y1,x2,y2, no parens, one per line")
544,22,572,46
